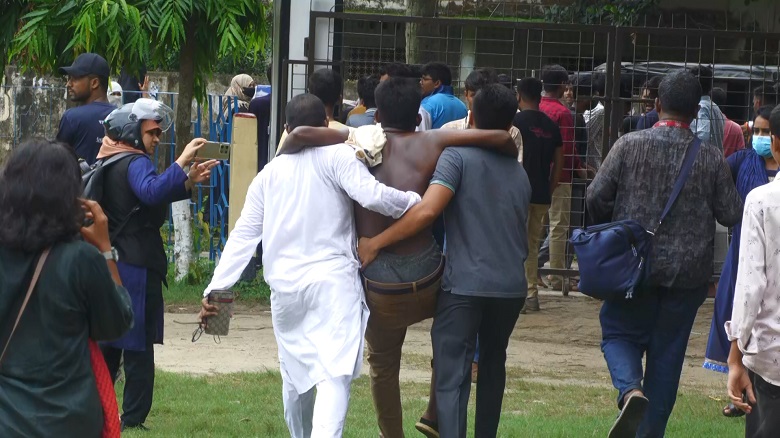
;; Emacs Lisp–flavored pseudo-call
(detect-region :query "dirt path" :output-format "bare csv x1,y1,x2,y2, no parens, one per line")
156,291,725,395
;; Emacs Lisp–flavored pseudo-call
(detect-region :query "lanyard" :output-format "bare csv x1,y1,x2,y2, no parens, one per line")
653,120,690,129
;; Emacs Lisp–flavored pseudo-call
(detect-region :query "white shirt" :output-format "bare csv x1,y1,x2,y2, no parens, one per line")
440,111,524,163
204,144,420,392
417,106,432,131
726,178,780,386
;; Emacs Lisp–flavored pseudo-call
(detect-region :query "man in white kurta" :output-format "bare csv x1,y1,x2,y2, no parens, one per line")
202,127,420,437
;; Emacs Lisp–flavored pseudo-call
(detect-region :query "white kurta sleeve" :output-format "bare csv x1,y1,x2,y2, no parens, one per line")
725,192,766,355
204,174,265,297
331,146,421,219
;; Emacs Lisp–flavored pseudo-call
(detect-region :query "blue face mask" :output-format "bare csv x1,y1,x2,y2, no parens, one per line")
753,135,773,158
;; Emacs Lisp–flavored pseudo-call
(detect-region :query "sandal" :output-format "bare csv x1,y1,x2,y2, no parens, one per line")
547,276,579,292
723,403,745,418
415,417,439,438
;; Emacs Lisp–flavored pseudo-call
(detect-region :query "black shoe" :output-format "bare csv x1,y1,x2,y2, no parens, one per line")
121,421,150,432
608,393,649,438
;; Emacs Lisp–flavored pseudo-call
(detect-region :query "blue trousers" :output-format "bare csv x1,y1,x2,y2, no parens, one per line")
600,284,707,438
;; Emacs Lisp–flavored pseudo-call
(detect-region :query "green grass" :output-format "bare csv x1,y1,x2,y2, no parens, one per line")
119,370,743,438
164,264,271,307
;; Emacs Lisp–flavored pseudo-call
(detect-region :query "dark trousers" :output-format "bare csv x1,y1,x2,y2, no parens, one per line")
747,370,780,438
102,338,155,426
600,284,708,438
431,290,524,438
100,276,161,426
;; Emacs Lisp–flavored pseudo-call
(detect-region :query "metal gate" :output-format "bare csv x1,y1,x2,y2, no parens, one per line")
278,5,780,292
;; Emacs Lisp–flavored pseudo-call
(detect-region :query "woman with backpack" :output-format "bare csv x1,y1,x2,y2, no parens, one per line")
0,138,133,437
96,99,217,431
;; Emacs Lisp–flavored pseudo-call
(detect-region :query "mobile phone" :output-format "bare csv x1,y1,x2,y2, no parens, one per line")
198,141,231,160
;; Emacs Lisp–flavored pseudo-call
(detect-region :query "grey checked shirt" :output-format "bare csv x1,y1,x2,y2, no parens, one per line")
587,126,743,289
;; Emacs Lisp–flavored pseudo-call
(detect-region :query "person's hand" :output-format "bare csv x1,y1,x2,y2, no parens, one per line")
80,199,112,252
358,237,380,269
188,160,219,184
180,138,208,164
139,75,150,98
727,361,755,414
198,297,219,326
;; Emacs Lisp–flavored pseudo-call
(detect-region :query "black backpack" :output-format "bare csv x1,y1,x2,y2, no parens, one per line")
81,152,140,239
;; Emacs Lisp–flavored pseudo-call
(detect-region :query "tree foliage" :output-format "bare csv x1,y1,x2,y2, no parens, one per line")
544,0,660,26
8,0,270,104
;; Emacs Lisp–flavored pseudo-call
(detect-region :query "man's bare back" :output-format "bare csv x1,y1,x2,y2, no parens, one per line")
280,125,516,256
355,131,444,255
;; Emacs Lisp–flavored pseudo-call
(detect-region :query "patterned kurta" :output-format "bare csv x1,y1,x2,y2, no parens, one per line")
587,125,743,288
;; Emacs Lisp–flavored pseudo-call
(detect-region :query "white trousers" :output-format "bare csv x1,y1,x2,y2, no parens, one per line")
283,374,353,438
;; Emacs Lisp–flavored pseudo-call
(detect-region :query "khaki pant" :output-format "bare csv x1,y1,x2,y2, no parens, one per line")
363,267,441,438
524,203,551,299
549,183,572,287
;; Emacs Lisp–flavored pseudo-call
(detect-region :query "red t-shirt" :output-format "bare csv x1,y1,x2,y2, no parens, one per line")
539,97,580,183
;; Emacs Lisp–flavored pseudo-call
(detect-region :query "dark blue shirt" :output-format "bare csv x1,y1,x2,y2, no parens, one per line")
56,101,116,165
127,156,190,206
249,85,272,172
635,109,660,131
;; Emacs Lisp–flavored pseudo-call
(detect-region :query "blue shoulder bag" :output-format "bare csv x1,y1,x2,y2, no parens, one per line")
570,136,702,300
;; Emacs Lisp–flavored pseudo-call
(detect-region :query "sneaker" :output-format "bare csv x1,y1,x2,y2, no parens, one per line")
608,392,649,438
522,296,540,313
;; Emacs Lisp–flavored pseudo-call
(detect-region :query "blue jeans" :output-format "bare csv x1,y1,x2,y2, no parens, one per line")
600,284,708,438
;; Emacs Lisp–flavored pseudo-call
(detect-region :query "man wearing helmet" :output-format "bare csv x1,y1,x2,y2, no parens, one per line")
96,98,218,431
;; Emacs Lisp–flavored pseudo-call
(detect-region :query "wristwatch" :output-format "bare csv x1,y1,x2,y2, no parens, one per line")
102,247,119,262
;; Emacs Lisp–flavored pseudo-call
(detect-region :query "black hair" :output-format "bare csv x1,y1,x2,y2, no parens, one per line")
379,62,413,79
285,94,327,130
754,84,778,106
641,76,662,100
658,70,702,118
770,105,780,136
688,65,714,96
497,73,513,89
517,77,543,103
472,84,518,130
755,104,775,124
357,75,380,108
0,139,84,253
541,65,569,94
89,74,109,93
308,68,342,107
464,68,498,93
408,64,423,79
374,77,422,131
266,62,272,83
421,62,453,86
568,73,592,99
711,87,728,107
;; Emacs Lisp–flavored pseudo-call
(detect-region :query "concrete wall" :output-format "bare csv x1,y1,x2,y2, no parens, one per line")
0,67,270,160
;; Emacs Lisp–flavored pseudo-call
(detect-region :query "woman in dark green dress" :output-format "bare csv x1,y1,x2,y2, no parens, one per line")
0,139,133,437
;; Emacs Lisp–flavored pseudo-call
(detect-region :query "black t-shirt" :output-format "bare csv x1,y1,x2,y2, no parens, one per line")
513,109,562,205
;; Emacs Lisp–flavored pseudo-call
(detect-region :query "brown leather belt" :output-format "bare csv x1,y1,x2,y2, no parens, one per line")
362,256,445,295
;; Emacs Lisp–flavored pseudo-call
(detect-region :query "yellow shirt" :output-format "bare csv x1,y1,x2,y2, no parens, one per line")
276,120,348,156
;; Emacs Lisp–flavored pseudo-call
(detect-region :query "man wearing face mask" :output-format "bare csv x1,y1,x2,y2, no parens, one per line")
704,104,779,419
109,81,124,106
56,53,117,165
96,99,218,431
